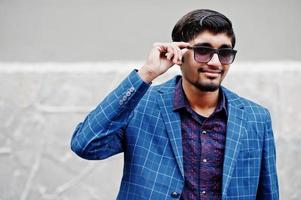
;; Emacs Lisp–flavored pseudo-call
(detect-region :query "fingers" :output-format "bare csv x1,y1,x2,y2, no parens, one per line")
170,42,190,65
166,45,174,60
153,42,190,65
181,48,189,55
174,41,191,48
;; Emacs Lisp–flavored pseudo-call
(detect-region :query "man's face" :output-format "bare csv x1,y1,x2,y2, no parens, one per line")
181,31,233,92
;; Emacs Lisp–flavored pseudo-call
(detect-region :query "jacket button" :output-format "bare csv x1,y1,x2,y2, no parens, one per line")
171,192,180,198
129,86,135,92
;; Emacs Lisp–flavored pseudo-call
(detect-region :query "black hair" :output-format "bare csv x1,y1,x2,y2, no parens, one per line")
172,9,236,47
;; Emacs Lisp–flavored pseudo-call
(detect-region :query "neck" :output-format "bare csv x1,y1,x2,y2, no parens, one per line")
182,79,220,117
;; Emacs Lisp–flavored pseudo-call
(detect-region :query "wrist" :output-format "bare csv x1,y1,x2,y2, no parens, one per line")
137,66,157,84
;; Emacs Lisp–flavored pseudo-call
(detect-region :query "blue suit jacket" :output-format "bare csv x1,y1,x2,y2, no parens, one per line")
71,70,279,200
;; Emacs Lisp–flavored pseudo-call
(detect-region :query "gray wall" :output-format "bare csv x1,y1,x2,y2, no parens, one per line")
0,0,300,62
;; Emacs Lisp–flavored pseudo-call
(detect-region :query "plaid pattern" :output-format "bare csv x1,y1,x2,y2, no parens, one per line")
71,70,279,200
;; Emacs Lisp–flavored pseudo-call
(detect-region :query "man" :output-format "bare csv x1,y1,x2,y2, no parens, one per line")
71,9,279,200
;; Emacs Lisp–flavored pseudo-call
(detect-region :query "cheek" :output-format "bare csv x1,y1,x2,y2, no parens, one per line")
221,66,230,78
182,50,194,63
180,65,192,78
182,53,199,70
224,66,230,73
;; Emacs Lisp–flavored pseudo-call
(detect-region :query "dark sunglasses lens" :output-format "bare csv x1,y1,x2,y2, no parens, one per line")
194,47,213,63
218,49,236,64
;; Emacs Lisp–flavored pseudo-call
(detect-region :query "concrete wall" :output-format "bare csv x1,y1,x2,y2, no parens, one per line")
0,62,300,199
0,0,301,62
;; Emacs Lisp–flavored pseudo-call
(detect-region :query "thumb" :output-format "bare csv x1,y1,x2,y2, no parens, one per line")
181,48,189,55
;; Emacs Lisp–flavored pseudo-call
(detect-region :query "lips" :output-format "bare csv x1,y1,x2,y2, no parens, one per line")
199,68,222,78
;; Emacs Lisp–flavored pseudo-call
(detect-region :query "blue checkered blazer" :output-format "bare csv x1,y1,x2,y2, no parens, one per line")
71,70,279,200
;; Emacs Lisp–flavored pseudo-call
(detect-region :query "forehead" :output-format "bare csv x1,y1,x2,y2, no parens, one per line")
190,31,233,48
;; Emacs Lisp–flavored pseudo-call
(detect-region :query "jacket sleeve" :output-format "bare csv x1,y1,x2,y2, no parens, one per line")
70,70,151,160
256,109,279,199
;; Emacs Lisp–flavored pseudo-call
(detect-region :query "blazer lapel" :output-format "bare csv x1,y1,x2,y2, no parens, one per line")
154,82,248,188
221,87,247,197
156,78,184,179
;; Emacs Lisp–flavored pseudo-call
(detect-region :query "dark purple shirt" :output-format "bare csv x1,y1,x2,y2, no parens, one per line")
173,79,227,200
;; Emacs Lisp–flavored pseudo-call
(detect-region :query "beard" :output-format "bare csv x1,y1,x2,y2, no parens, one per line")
192,68,224,92
181,65,226,92
192,79,221,92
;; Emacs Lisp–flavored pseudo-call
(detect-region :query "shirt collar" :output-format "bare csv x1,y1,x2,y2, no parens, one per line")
173,78,227,116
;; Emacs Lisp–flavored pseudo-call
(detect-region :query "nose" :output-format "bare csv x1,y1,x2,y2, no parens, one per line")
207,53,221,66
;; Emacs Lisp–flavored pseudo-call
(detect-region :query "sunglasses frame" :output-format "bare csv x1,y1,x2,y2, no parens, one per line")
187,45,237,65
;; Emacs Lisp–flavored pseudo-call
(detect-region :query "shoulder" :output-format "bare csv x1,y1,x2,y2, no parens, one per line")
143,75,181,96
152,75,181,92
222,86,271,121
134,75,180,110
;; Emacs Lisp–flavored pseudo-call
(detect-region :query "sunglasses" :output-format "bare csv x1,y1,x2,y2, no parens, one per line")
187,45,237,65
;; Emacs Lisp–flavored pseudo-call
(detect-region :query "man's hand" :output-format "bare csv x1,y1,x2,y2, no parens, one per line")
138,42,190,83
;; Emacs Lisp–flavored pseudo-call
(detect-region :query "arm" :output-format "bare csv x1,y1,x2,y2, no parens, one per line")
70,70,150,160
256,109,279,199
70,42,190,160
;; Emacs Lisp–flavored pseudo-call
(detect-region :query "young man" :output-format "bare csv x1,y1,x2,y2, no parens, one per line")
71,9,279,200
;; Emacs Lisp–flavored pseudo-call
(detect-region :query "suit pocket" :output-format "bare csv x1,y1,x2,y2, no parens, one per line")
231,150,261,188
237,149,261,160
236,149,262,177
239,137,261,152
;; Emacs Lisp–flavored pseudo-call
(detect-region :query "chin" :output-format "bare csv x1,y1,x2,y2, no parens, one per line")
195,80,221,92
198,85,220,92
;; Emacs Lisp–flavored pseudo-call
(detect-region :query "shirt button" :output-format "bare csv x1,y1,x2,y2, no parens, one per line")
203,159,207,163
201,130,207,134
171,192,180,198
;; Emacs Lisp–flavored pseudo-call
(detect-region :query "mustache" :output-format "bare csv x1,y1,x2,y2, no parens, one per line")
197,68,223,73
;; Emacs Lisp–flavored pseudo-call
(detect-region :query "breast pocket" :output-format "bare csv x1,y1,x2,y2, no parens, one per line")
236,149,262,178
239,134,261,152
237,149,261,160
238,133,262,159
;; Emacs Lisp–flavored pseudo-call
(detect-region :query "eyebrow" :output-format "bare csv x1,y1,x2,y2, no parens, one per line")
194,42,232,49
